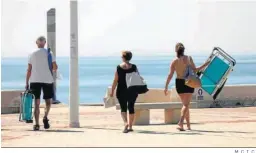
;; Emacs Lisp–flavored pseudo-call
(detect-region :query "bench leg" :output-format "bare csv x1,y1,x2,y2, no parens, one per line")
134,109,150,125
164,108,180,124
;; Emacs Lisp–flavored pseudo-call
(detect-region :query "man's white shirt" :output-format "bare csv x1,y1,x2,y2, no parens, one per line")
28,48,56,84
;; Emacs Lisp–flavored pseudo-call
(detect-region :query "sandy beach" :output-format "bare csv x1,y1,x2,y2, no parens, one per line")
2,105,256,147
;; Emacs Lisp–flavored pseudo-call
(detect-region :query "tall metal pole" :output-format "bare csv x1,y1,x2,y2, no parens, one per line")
69,0,80,128
47,8,60,104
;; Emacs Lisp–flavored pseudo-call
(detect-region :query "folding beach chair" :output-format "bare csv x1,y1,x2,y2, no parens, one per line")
19,90,34,123
199,47,236,100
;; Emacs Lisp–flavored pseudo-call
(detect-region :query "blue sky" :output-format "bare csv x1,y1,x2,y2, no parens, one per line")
1,0,256,57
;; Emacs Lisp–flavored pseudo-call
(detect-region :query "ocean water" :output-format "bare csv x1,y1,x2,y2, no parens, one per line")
2,55,256,104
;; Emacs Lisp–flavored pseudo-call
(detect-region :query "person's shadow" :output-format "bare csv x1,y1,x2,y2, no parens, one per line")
26,129,84,133
81,126,203,135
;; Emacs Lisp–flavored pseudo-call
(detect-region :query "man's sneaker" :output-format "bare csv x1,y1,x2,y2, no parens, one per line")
43,117,50,129
33,125,40,131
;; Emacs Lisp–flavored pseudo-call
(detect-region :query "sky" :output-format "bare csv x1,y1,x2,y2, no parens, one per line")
1,0,256,57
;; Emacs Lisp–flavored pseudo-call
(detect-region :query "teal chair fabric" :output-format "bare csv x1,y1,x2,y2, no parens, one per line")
201,56,230,95
20,92,33,122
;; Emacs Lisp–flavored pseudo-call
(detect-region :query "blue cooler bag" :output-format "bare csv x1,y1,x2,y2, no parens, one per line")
19,90,34,123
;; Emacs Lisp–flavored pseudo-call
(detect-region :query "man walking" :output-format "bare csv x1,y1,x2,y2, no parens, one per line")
25,36,58,131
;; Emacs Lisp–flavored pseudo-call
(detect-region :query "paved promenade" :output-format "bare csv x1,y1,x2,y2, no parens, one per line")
2,105,256,147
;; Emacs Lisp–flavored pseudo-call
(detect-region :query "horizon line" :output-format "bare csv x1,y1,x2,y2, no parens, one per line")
2,52,256,58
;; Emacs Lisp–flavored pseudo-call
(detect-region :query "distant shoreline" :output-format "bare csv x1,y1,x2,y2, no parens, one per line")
2,53,256,59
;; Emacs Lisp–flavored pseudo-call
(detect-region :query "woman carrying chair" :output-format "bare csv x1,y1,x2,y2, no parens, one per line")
164,43,210,131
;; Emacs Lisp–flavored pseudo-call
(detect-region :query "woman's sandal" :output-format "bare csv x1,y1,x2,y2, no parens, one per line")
123,125,129,133
177,123,185,131
176,127,185,131
128,129,134,132
33,125,40,131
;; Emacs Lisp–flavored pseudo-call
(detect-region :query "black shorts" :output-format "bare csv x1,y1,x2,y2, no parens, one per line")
30,83,54,99
175,79,194,94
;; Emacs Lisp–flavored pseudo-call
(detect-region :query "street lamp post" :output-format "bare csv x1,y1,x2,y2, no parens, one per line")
69,0,80,128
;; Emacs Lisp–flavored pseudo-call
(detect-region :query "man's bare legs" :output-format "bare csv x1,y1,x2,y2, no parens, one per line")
33,99,40,130
34,99,40,125
43,99,51,129
44,99,51,118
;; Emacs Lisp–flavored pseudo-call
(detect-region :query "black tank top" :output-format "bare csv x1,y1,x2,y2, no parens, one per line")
116,64,137,92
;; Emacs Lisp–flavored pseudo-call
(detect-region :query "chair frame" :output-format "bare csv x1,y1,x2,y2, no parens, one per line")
199,47,236,99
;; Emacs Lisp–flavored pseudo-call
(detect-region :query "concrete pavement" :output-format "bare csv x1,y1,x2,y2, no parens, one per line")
2,106,256,147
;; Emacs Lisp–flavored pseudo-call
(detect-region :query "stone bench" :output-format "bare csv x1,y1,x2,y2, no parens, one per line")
116,102,197,125
104,87,198,125
1,90,23,114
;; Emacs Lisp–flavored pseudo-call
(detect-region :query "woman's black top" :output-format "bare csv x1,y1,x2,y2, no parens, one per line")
116,64,137,98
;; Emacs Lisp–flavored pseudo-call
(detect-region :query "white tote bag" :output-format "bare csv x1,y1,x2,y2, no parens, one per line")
103,97,116,108
126,72,148,94
126,72,146,88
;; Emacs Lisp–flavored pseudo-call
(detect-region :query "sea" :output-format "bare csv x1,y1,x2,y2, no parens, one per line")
2,55,256,104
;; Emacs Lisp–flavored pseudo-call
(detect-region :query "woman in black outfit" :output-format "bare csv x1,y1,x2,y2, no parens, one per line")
164,43,210,131
110,51,139,133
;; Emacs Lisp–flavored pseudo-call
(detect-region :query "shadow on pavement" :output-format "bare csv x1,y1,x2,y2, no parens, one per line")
137,122,203,126
82,126,203,135
1,129,12,131
192,129,254,134
26,129,84,133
